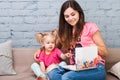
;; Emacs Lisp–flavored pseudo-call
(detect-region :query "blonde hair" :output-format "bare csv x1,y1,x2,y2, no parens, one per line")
35,29,59,45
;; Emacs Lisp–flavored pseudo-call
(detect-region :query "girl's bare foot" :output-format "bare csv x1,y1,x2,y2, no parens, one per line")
37,76,42,80
37,76,47,80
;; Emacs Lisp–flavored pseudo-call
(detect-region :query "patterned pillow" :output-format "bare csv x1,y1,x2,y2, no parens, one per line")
0,40,16,75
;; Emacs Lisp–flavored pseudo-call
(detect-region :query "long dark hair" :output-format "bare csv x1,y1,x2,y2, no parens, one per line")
58,0,85,51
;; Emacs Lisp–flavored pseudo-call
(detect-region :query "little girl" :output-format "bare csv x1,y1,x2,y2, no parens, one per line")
31,30,70,80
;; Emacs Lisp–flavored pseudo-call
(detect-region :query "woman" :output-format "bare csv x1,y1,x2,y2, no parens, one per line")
34,0,108,80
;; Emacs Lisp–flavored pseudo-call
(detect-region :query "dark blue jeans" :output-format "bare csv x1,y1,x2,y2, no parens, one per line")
47,63,106,80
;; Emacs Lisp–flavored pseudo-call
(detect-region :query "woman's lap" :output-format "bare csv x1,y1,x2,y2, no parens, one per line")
47,63,106,80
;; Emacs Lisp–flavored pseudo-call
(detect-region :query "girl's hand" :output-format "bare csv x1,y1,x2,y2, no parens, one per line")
65,53,73,58
61,52,73,60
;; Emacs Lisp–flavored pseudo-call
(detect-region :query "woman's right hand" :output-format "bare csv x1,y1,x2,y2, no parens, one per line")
34,49,41,61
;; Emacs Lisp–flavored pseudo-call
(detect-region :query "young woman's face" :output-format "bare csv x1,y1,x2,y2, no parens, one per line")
64,7,79,27
43,36,55,52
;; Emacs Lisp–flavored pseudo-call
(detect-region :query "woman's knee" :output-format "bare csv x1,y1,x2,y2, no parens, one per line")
62,72,73,80
47,68,62,80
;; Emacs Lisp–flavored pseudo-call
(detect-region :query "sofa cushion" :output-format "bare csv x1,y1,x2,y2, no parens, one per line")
12,48,37,74
0,73,36,80
108,61,120,79
106,73,119,80
0,40,16,75
104,48,120,70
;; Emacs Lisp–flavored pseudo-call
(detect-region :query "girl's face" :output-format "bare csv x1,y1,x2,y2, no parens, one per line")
64,7,79,27
43,35,55,52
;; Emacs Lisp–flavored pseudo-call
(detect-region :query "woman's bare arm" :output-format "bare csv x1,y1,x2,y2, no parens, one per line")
34,49,41,61
93,31,108,56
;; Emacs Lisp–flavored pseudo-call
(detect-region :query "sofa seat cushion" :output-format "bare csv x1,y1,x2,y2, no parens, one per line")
108,61,120,79
0,72,36,80
106,73,119,80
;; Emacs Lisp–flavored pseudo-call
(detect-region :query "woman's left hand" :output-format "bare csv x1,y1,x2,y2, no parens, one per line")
89,43,97,47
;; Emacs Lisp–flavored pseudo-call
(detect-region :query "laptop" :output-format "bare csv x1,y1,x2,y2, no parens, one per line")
61,46,98,71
